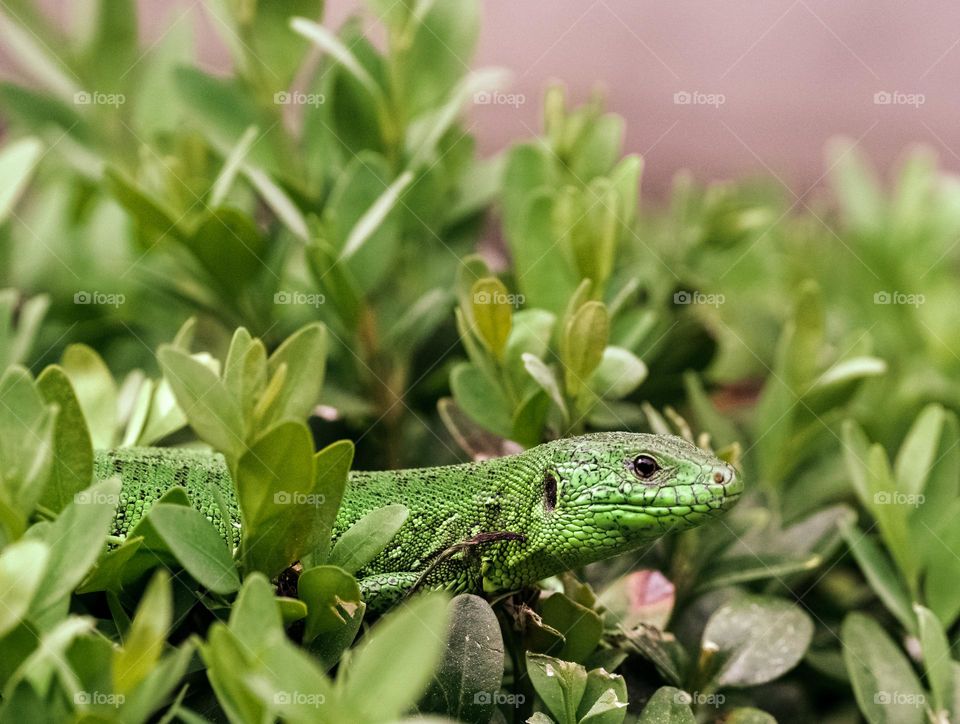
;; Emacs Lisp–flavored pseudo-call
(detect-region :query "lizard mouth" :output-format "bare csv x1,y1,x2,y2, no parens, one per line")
583,495,739,515
572,479,742,509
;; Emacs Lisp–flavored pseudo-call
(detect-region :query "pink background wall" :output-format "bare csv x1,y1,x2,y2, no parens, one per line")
9,1,960,195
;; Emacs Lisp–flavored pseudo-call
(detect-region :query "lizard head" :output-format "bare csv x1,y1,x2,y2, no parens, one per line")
522,432,742,570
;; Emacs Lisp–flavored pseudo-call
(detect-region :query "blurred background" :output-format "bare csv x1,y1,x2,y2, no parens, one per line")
2,4,960,720
4,0,959,195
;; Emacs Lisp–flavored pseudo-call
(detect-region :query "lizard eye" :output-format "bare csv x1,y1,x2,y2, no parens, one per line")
543,472,558,512
630,454,660,479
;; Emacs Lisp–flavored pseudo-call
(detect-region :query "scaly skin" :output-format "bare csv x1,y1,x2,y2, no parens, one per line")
96,432,742,609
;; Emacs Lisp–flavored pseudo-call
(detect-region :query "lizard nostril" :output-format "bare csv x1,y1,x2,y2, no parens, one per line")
713,469,729,485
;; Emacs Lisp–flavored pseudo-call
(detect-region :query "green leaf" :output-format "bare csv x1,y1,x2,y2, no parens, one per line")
420,594,504,723
116,640,196,724
894,404,945,497
841,612,926,724
562,301,609,395
512,388,551,448
383,288,453,356
866,444,915,587
104,168,190,244
158,346,245,462
0,290,48,370
505,308,556,384
223,328,267,420
210,125,259,207
781,280,824,390
298,565,363,643
244,0,323,89
840,520,915,631
537,593,604,665
609,155,643,228
523,353,568,421
61,344,118,449
0,539,49,637
0,13,79,100
31,478,120,623
242,162,310,240
701,594,813,688
36,366,93,513
308,439,355,566
84,0,138,91
502,143,553,239
323,152,401,291
203,574,339,721
508,191,578,314
827,137,884,233
0,366,56,530
76,536,144,594
723,708,778,724
802,356,887,415
328,504,408,574
186,210,269,300
683,371,739,449
236,421,320,578
146,504,241,594
201,626,266,723
526,653,588,724
341,170,414,262
228,573,285,654
695,553,821,592
261,322,327,428
470,277,513,360
915,604,953,721
922,512,960,630
172,67,278,174
113,570,171,695
0,136,42,225
637,686,695,724
397,0,479,116
340,593,450,721
577,668,628,724
572,114,625,181
450,363,513,438
292,17,383,101
2,616,95,702
590,346,647,399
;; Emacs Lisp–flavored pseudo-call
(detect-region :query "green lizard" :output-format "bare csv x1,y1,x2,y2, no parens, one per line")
94,432,742,610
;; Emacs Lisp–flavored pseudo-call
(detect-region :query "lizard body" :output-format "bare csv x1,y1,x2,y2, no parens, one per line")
95,432,742,609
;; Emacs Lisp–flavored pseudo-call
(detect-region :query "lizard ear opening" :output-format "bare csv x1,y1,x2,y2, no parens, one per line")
543,472,558,512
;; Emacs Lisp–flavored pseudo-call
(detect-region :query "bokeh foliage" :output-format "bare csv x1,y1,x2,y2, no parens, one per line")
1,1,960,723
